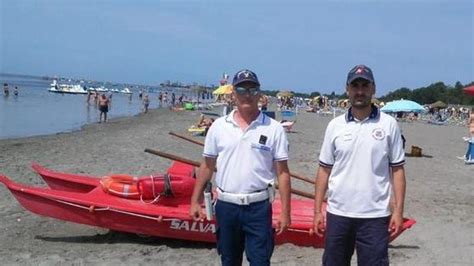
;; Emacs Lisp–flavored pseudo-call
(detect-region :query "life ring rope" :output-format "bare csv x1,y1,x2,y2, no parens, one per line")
140,175,162,204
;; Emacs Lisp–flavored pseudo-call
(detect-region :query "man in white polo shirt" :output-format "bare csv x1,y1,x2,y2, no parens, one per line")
313,64,406,265
190,69,291,266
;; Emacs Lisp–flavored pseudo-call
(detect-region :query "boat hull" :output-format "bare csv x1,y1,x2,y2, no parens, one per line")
0,163,416,248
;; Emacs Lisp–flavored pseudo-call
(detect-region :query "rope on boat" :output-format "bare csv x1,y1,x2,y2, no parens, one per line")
139,175,162,204
55,199,110,212
54,199,179,222
53,200,314,234
286,228,311,233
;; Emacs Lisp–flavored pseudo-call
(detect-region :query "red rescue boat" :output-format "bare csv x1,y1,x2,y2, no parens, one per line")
0,162,416,247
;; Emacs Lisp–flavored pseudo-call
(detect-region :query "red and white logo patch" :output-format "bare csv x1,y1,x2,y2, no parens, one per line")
372,128,385,140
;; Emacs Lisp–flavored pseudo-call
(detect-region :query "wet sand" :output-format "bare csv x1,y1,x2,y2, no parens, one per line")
0,107,472,265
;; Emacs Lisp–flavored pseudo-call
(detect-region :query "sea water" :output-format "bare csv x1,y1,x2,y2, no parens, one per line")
0,75,209,140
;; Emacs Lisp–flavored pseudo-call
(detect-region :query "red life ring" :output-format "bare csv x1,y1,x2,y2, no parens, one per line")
100,174,140,199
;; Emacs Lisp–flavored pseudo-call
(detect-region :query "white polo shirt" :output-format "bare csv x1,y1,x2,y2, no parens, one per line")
319,106,405,218
203,110,289,194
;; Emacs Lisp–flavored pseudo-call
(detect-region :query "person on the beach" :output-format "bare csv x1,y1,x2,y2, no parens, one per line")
163,92,168,105
313,64,406,265
223,94,234,115
260,94,269,111
3,83,9,96
463,107,474,162
143,94,150,113
98,94,110,123
469,107,474,140
13,86,19,96
86,91,92,104
158,92,163,106
193,114,215,136
190,69,291,266
94,92,99,105
194,114,214,128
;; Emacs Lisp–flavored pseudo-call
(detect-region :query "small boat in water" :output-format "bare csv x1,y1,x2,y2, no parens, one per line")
0,162,416,247
120,88,133,95
48,80,87,94
87,86,109,93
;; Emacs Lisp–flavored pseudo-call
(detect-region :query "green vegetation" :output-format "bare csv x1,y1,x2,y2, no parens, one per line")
262,81,474,105
380,81,474,105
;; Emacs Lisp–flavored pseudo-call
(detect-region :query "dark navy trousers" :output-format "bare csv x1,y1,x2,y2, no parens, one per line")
323,212,390,266
215,199,274,266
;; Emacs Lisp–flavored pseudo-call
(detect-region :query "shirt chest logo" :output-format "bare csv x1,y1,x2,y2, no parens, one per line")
372,128,386,140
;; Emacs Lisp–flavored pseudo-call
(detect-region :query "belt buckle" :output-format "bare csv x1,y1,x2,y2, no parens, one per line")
239,195,249,205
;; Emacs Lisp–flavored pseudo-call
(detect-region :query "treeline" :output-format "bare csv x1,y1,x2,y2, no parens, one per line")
379,81,474,105
262,81,474,105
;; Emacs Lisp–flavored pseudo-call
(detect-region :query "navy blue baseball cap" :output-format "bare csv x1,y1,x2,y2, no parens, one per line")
232,69,260,87
347,64,375,84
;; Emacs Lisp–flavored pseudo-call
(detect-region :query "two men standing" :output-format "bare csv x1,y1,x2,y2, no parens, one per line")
190,65,406,266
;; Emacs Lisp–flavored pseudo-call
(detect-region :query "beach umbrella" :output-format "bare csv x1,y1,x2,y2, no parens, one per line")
463,85,474,96
430,100,447,109
212,84,233,95
277,90,294,98
310,96,320,105
380,99,425,113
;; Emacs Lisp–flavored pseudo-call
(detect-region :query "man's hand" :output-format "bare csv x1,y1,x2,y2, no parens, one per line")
275,212,291,235
312,212,326,237
389,212,403,237
189,157,216,222
189,202,205,222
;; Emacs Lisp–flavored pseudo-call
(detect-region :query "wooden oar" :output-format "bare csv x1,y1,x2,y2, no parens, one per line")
169,131,204,146
144,148,315,200
168,131,316,185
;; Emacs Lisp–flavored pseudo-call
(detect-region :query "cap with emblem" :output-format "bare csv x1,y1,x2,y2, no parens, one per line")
347,64,375,85
232,69,260,87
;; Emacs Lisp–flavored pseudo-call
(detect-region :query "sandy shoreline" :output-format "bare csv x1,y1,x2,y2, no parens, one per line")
0,107,472,265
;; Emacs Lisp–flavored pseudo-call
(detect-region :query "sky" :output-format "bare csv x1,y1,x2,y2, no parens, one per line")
0,0,472,96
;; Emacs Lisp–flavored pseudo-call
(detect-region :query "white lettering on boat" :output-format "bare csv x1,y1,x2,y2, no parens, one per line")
170,220,216,233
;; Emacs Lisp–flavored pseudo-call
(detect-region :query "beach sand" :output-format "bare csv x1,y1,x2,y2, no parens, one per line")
0,108,472,265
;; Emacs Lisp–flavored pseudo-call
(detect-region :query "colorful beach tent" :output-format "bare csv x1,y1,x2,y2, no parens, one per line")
463,85,474,97
380,99,425,113
213,84,233,95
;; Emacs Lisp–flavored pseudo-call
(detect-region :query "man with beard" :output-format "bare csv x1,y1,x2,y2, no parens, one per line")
190,69,291,266
313,65,406,265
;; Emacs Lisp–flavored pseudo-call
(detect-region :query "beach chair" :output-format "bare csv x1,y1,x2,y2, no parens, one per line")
280,110,296,132
280,110,296,121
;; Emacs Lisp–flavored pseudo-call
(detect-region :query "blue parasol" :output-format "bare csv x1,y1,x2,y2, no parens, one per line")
380,99,425,113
